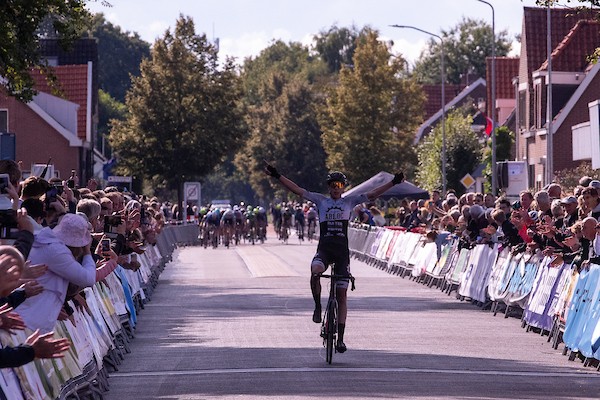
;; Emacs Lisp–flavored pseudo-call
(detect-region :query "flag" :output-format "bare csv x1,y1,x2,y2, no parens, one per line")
485,115,493,136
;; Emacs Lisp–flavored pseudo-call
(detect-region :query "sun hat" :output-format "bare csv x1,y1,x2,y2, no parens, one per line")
52,213,92,247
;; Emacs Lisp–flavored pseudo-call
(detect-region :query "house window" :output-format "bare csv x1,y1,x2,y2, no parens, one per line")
0,110,7,132
518,91,526,130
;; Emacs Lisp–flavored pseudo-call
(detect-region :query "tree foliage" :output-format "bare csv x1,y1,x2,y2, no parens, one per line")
97,89,125,152
482,126,515,192
236,40,329,199
313,25,362,73
416,109,483,196
87,13,150,102
0,0,94,101
321,29,425,184
109,15,245,204
412,17,512,85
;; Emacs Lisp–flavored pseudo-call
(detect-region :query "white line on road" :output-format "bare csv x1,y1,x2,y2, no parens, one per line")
110,367,600,379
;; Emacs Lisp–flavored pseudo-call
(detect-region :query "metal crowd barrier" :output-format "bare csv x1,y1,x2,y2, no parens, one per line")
0,223,199,400
348,225,600,371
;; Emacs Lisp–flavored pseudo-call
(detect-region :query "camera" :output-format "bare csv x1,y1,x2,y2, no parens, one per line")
103,214,122,235
105,215,122,226
0,209,18,239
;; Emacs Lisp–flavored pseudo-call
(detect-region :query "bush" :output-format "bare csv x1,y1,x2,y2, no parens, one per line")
555,162,600,195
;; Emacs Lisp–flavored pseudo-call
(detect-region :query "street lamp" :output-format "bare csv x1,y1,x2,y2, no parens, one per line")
476,0,497,195
546,4,554,186
390,24,446,195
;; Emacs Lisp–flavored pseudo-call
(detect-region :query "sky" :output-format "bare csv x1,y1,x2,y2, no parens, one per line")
87,0,543,65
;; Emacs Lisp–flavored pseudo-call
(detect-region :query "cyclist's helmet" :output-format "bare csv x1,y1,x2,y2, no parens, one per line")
246,206,253,214
327,171,348,185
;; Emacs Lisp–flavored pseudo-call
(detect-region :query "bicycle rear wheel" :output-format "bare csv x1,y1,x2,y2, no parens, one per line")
326,299,336,364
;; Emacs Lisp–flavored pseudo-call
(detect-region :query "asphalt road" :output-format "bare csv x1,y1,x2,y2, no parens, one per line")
105,232,600,400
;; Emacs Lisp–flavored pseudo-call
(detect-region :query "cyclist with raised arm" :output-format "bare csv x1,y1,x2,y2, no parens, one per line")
264,162,404,353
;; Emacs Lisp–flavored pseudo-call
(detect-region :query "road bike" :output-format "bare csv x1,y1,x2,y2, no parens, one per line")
296,221,304,242
319,273,355,364
307,219,316,242
280,220,290,244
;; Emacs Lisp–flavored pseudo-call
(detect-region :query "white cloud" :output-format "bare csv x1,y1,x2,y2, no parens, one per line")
219,32,272,62
218,29,300,62
390,38,427,66
146,20,170,39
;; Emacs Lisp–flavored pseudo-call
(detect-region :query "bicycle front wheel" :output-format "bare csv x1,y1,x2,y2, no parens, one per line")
326,300,336,364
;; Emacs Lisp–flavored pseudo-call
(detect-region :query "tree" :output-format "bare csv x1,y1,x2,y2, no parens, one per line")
109,15,245,211
321,29,425,184
412,17,512,85
241,40,327,107
236,40,329,199
482,126,515,192
87,13,151,102
0,0,95,101
416,109,483,196
313,25,362,73
97,89,125,154
236,77,328,199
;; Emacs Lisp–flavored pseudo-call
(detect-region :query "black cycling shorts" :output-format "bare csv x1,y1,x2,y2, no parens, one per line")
312,243,350,288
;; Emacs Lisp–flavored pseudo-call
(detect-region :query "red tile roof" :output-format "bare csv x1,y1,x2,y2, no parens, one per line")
521,7,600,79
538,20,600,72
421,84,464,121
30,65,89,140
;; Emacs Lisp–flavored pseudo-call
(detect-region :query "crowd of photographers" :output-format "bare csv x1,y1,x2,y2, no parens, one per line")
0,160,167,370
354,176,600,272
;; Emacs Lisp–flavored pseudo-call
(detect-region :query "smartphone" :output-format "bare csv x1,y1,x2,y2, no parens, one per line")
0,174,9,195
101,238,111,253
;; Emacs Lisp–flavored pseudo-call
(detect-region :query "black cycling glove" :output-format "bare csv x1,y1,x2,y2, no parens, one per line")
265,162,281,179
392,172,404,185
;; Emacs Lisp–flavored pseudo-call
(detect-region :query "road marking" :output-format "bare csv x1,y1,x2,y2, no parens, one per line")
110,367,600,379
236,246,300,277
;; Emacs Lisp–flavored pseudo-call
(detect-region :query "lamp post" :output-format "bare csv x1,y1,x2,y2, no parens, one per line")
390,24,446,195
546,4,553,186
476,0,497,195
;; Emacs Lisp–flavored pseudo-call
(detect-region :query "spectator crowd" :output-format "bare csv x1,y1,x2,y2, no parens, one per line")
361,176,600,273
0,159,170,374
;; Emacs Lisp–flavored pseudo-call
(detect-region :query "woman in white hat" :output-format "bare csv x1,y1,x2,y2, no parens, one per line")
14,213,115,332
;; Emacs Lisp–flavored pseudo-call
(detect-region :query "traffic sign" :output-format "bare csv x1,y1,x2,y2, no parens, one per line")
460,173,475,189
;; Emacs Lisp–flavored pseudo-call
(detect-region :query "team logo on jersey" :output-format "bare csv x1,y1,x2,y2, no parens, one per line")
325,205,344,220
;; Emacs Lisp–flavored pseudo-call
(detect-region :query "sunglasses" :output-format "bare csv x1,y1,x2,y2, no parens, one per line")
329,181,345,189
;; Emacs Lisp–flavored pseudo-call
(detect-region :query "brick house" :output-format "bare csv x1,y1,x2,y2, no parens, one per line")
0,38,102,184
516,7,600,190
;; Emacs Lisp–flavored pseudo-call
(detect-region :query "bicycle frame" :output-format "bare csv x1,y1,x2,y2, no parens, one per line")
319,273,355,364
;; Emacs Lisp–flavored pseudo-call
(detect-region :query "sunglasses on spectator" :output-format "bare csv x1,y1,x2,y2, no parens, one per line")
329,181,345,189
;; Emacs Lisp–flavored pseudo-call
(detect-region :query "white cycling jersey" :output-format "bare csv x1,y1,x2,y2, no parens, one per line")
302,190,368,246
